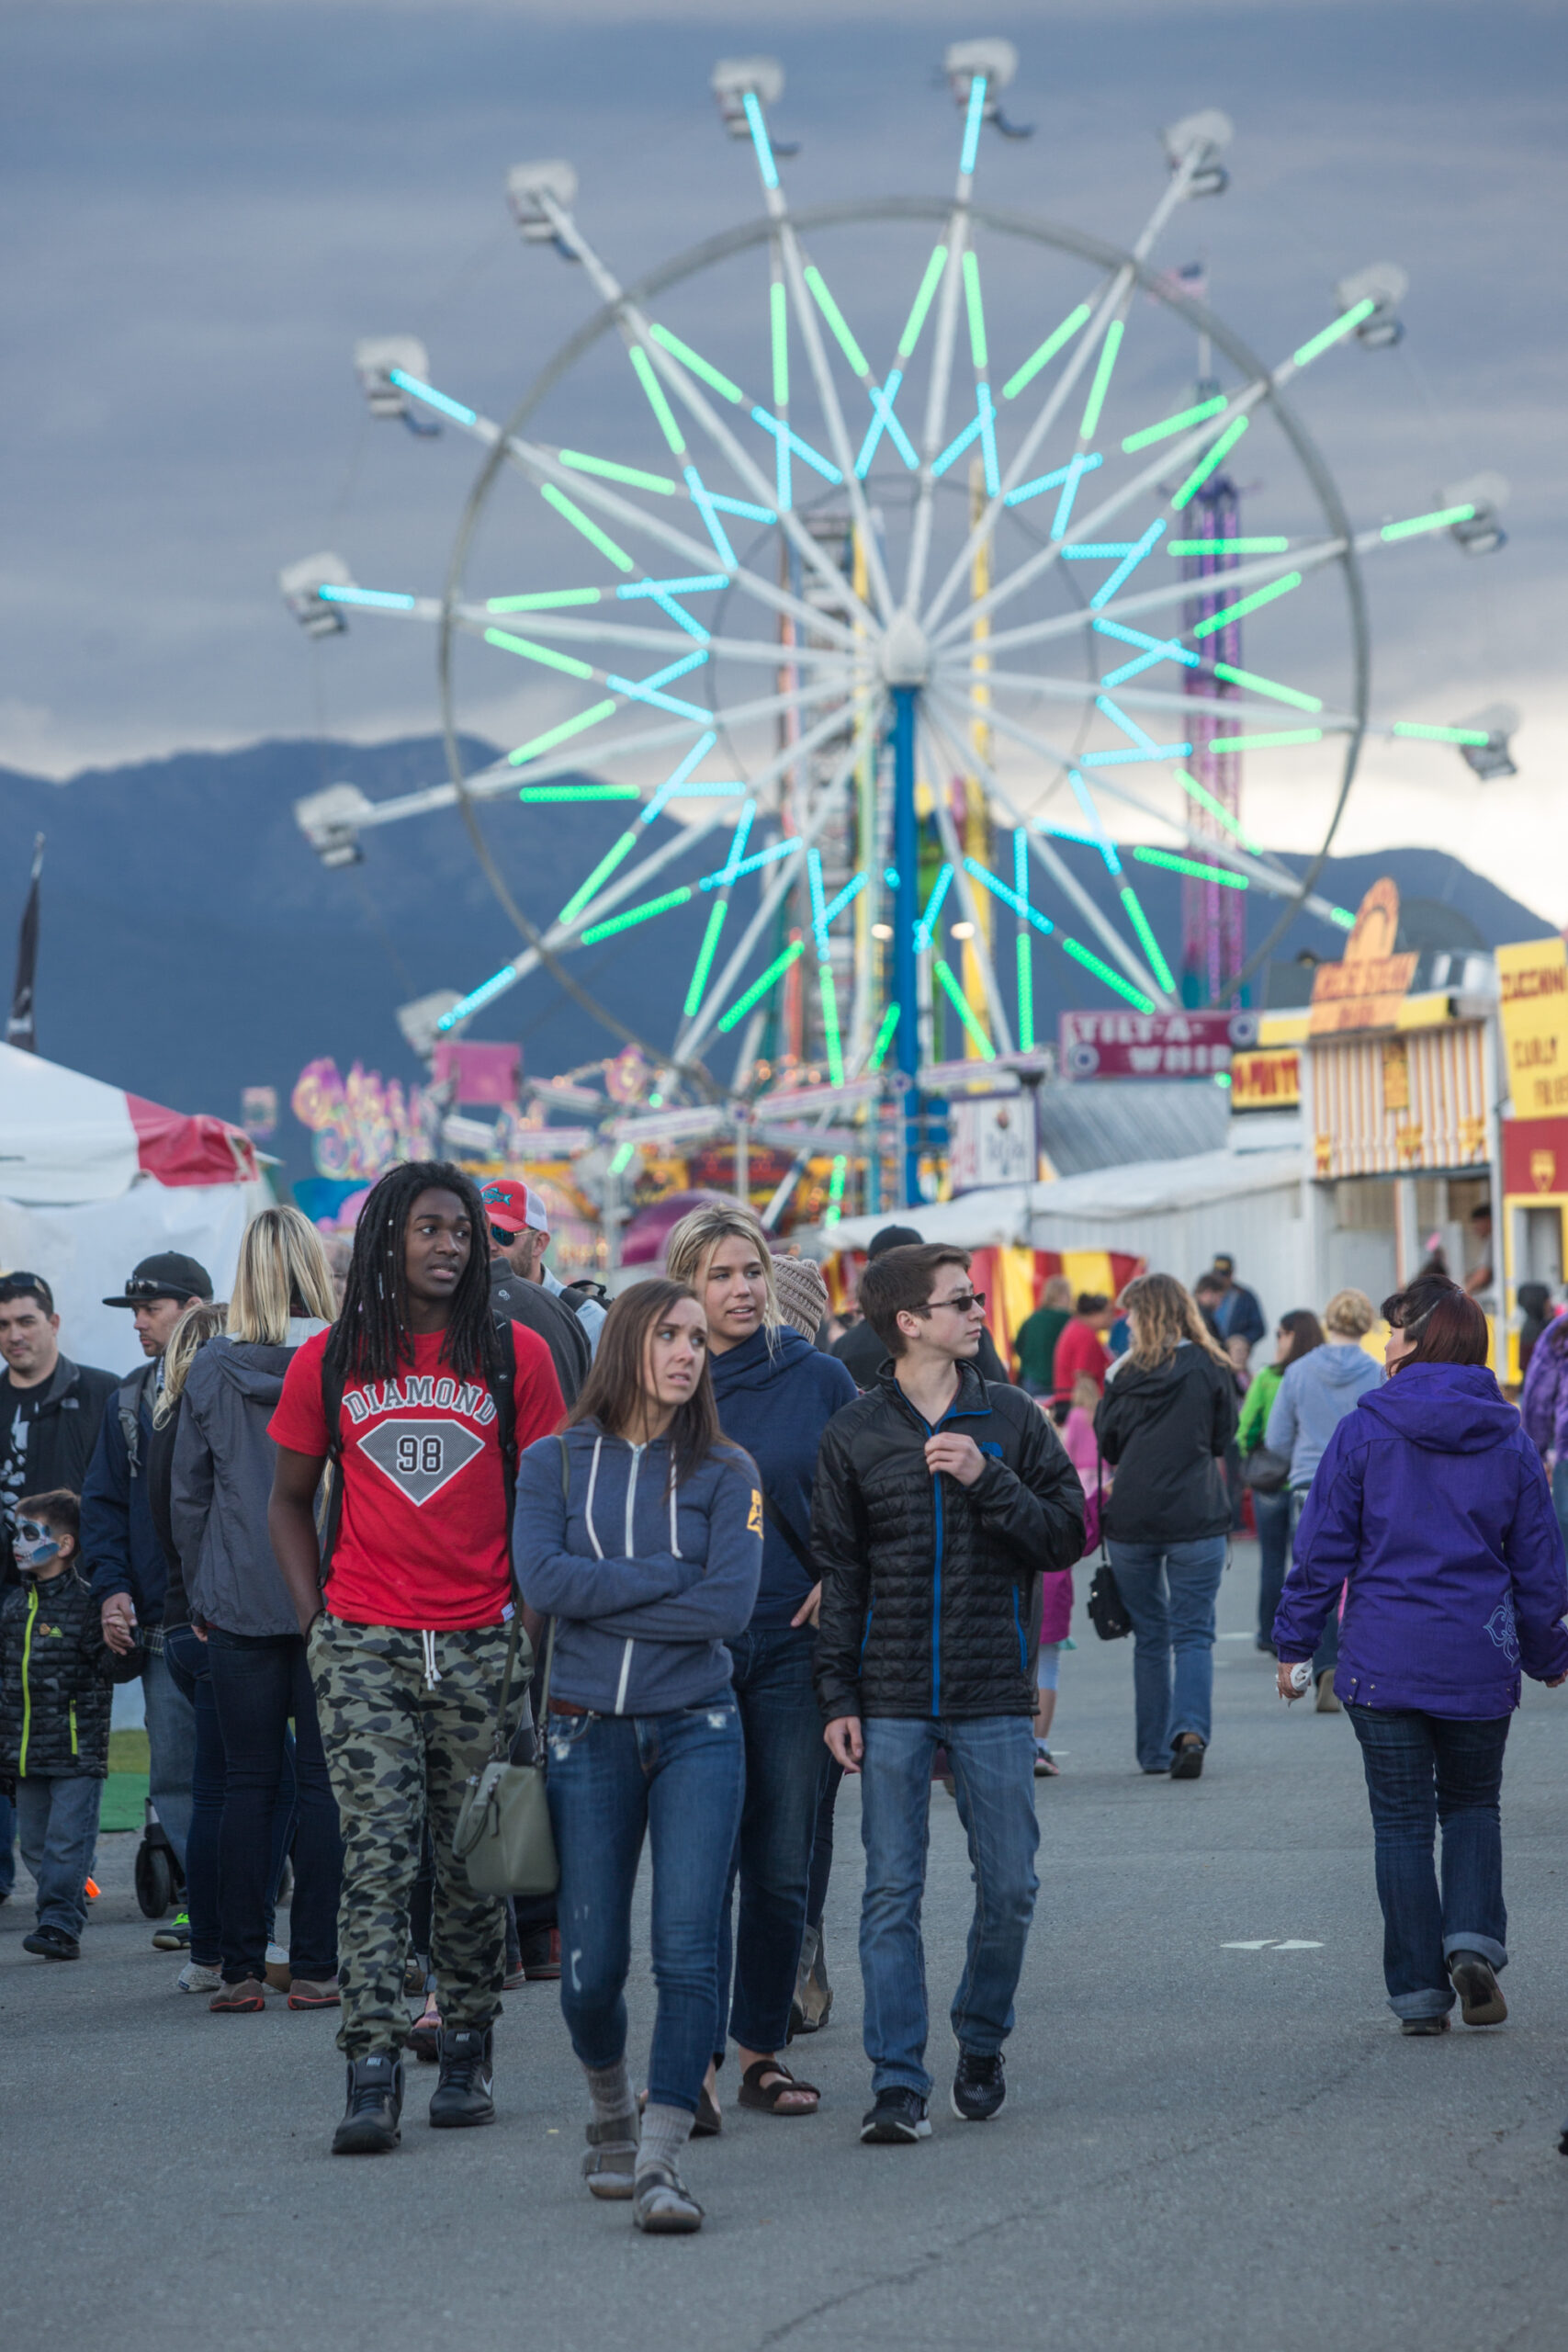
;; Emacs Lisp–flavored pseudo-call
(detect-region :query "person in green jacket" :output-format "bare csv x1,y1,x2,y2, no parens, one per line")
1239,1309,1323,1652
1014,1276,1074,1396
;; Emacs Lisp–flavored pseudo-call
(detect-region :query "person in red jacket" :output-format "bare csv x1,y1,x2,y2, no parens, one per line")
1051,1295,1113,1399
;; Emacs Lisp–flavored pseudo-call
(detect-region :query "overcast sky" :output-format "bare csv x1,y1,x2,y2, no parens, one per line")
5,0,1566,911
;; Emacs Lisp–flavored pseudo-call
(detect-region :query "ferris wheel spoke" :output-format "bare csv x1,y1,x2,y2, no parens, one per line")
977,536,1344,665
916,709,1015,1056
932,658,1348,734
457,603,856,673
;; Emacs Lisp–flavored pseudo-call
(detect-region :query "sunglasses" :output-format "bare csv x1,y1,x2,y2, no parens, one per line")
911,1290,987,1317
0,1272,51,1307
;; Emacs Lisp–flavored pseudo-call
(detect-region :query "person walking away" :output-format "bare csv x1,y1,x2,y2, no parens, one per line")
1031,1373,1098,1776
665,1203,855,2125
1050,1295,1113,1400
1239,1310,1324,1655
1096,1273,1238,1780
1517,1297,1568,1547
513,1280,761,2233
813,1243,1084,2142
1207,1253,1267,1373
1274,1275,1568,2033
1014,1275,1074,1397
481,1179,596,1396
268,1163,564,2154
832,1226,1013,1390
1516,1283,1553,1379
83,1251,212,1935
0,1492,112,1960
174,1208,344,2015
1267,1288,1382,1712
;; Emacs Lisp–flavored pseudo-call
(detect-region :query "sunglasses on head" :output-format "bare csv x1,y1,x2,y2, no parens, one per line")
0,1272,51,1306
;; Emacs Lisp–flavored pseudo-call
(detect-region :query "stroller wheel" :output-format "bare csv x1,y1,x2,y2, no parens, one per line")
135,1838,174,1920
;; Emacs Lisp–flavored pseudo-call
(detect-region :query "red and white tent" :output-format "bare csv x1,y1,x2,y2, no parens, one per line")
0,1043,266,1371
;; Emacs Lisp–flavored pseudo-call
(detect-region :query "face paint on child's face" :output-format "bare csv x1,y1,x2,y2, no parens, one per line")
13,1519,61,1574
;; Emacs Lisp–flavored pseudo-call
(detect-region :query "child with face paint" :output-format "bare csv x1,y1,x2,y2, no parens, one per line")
0,1489,113,1959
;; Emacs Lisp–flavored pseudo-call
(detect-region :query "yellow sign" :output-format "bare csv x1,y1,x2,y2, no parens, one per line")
1308,878,1419,1035
1230,1047,1301,1113
1496,935,1568,1117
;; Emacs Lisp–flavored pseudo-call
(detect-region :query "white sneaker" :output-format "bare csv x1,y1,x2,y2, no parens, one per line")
176,1962,223,1995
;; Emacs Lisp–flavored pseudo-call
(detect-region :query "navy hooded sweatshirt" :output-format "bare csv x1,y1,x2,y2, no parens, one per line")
709,1325,856,1630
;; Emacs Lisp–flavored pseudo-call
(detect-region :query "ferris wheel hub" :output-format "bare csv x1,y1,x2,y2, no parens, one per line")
878,611,931,689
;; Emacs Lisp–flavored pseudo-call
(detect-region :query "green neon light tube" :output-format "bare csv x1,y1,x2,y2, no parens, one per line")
649,322,744,404
1211,662,1321,713
867,1000,901,1071
1392,720,1491,747
1060,937,1156,1013
509,697,618,767
961,252,988,371
629,345,686,455
1292,298,1376,369
1118,886,1177,995
818,963,846,1087
1191,570,1303,639
1168,538,1289,557
1078,318,1124,442
540,484,634,572
717,939,805,1034
581,885,693,944
897,246,948,362
484,628,595,679
558,450,677,495
1382,504,1475,542
558,830,638,924
1133,845,1247,888
804,266,869,377
519,782,640,803
1329,907,1357,930
1015,934,1034,1052
1172,769,1264,855
1001,302,1091,401
770,281,789,409
683,899,728,1018
1171,414,1250,511
489,588,602,612
1208,727,1323,753
609,1140,637,1176
829,1153,848,1205
1121,394,1227,454
933,959,996,1059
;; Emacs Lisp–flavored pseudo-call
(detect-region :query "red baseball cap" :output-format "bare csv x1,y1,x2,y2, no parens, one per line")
480,1178,548,1237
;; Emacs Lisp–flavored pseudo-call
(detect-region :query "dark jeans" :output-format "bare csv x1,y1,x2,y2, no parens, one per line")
1289,1487,1338,1676
715,1623,826,2058
16,1773,101,1938
1107,1536,1227,1769
164,1624,297,1969
1255,1487,1292,1647
547,1701,743,2115
0,1784,15,1900
1347,1705,1510,2018
206,1628,342,1984
807,1760,844,1932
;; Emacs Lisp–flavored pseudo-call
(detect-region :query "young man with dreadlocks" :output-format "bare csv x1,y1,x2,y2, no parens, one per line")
269,1161,564,2155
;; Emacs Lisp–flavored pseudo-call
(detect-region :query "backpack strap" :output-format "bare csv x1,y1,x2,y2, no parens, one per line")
116,1363,156,1479
486,1313,521,1567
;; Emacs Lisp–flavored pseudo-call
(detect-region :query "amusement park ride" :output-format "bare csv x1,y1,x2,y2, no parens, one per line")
283,39,1514,1231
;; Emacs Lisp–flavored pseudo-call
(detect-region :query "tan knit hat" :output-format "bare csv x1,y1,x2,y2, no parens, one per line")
772,1251,829,1340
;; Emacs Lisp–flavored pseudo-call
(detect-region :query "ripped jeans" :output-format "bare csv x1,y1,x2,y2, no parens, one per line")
546,1700,743,2115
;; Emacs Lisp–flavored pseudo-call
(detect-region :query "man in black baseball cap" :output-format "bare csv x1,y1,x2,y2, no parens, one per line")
102,1251,214,1313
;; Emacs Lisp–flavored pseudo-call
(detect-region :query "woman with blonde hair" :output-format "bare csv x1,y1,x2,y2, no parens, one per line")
664,1200,855,2122
172,1206,343,2012
1267,1286,1382,1711
1095,1272,1239,1778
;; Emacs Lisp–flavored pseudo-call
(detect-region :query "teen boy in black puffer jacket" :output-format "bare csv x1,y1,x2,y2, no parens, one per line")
0,1490,112,1960
812,1244,1082,2146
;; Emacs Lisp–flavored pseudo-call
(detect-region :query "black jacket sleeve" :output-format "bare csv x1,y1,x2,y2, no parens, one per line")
1212,1363,1240,1453
1094,1381,1132,1468
970,1395,1084,1574
811,1414,872,1723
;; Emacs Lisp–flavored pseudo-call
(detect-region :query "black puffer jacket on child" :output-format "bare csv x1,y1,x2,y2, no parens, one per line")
0,1569,114,1778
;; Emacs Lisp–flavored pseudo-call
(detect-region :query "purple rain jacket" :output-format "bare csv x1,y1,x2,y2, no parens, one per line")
1518,1310,1568,1460
1273,1362,1568,1716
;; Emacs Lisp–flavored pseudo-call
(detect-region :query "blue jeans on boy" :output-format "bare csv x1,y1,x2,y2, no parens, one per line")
1107,1535,1227,1770
858,1713,1039,2101
715,1623,826,2058
17,1773,103,1939
547,1700,743,2114
1347,1705,1510,2019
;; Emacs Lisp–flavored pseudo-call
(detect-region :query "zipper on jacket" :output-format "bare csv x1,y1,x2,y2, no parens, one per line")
18,1587,38,1775
1012,1589,1027,1676
897,1383,990,1718
70,1701,78,1758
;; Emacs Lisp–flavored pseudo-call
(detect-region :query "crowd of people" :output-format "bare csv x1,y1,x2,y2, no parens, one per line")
4,1170,1567,2225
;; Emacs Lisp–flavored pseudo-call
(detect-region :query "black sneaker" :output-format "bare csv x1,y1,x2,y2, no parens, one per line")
22,1924,80,1961
951,2048,1007,2121
1169,1737,1205,1781
333,2052,403,2154
860,2086,931,2143
152,1912,191,1951
1449,1950,1507,2027
428,2024,496,2128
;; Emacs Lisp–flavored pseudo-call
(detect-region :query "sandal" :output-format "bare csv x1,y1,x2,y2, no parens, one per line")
581,2113,639,2200
639,2081,722,2136
737,2058,820,2115
632,2158,704,2234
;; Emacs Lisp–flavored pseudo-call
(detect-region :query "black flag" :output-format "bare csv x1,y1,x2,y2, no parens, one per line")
6,833,43,1053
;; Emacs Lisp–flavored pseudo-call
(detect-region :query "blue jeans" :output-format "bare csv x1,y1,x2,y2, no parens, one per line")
206,1628,341,1984
858,1713,1039,2099
164,1624,298,1969
1107,1536,1227,1769
0,1785,15,1900
141,1643,197,1868
17,1773,103,1939
547,1701,743,2115
715,1623,826,2057
807,1760,844,1931
1254,1487,1291,1647
1347,1705,1511,2019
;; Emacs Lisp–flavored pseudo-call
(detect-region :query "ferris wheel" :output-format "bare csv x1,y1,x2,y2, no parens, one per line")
285,39,1512,1201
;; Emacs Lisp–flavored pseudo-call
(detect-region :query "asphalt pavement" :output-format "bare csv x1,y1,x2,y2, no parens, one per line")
4,1537,1565,2352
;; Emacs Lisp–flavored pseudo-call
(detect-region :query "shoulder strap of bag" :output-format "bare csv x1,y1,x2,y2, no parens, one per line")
761,1490,817,1576
486,1313,521,1555
117,1364,154,1478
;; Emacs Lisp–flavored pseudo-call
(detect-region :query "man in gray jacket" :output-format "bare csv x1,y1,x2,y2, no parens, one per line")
1267,1285,1382,1709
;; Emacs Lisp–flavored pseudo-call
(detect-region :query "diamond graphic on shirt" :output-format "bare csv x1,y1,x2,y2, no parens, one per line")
357,1419,485,1507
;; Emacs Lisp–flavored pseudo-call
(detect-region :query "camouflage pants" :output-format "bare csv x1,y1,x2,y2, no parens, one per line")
308,1614,528,2059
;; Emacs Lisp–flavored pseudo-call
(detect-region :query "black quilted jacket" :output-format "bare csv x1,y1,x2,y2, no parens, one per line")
0,1569,114,1779
812,1361,1085,1723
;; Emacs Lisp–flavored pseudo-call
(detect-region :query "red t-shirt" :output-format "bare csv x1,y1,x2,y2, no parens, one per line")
268,1323,564,1631
1052,1318,1112,1397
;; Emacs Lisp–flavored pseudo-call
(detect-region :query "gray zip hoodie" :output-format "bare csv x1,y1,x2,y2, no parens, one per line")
1265,1340,1383,1492
174,1321,330,1637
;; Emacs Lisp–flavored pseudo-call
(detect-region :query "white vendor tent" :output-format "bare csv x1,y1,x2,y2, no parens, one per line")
0,1043,267,1372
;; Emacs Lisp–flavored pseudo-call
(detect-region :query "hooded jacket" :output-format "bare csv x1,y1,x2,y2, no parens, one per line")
1,1355,118,1584
173,1323,328,1639
1095,1344,1238,1545
1518,1309,1568,1461
82,1361,166,1623
513,1424,762,1714
708,1325,856,1629
1274,1362,1568,1715
0,1566,113,1778
1265,1341,1383,1490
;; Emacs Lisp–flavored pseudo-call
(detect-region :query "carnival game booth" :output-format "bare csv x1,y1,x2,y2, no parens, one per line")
0,1043,265,1369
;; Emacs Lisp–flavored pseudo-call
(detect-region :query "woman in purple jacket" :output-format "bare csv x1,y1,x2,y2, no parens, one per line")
1275,1274,1568,2035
